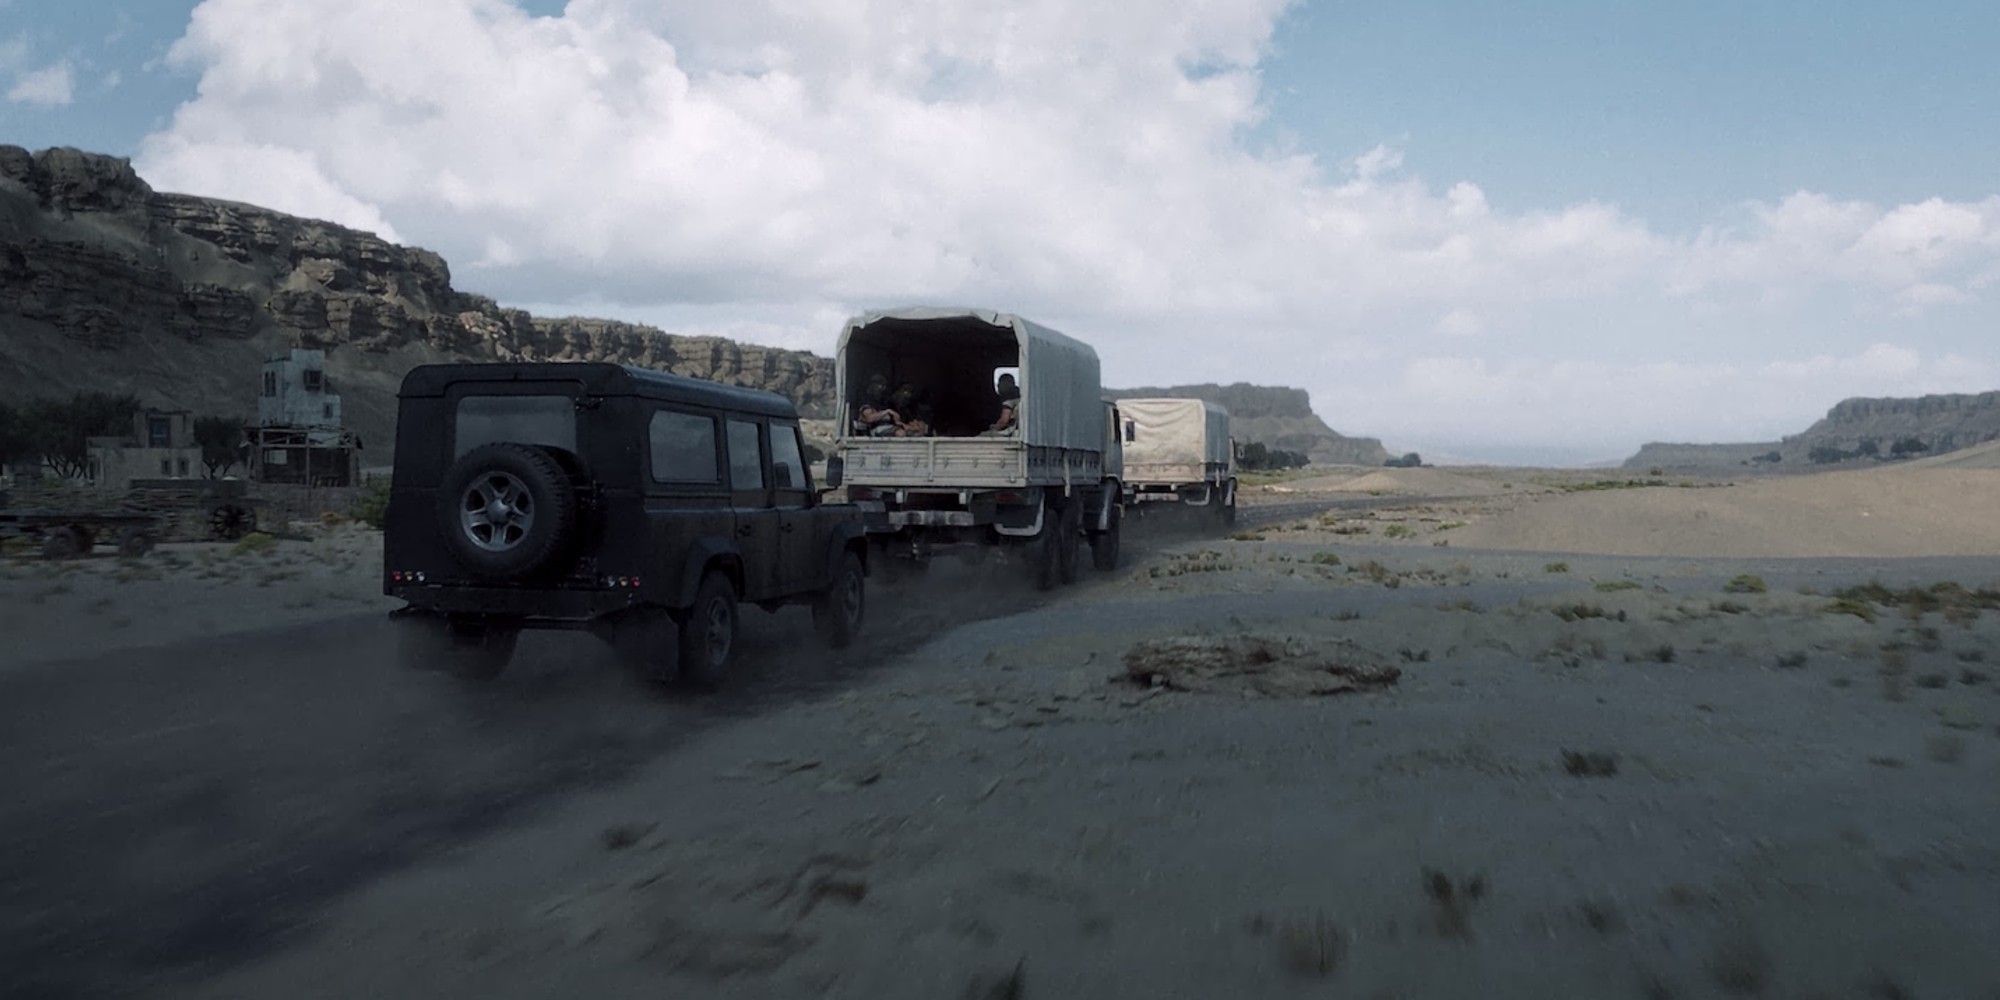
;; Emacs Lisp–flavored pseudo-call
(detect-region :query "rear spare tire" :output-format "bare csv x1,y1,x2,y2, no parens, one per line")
437,443,577,580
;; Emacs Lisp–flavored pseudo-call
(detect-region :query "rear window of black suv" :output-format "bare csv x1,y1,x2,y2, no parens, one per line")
455,395,576,458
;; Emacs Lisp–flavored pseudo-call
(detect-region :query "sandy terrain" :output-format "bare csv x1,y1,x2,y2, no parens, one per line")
0,523,395,670
1256,462,2000,559
4,464,1998,999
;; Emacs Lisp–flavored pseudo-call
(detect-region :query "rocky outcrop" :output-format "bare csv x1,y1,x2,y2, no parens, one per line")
0,146,835,458
1624,391,2000,470
1109,382,1390,465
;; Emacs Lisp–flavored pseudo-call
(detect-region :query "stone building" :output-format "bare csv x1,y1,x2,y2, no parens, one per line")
248,349,360,486
85,409,202,488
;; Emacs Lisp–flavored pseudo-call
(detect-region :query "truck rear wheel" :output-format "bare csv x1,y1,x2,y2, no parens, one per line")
1031,500,1062,591
1057,500,1084,585
813,551,866,648
41,527,83,561
677,571,739,687
1091,504,1122,571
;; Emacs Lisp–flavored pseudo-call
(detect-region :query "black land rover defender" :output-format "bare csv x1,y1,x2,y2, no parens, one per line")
383,363,868,684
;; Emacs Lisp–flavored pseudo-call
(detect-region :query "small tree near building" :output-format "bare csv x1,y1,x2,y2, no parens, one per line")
195,416,246,476
29,392,141,480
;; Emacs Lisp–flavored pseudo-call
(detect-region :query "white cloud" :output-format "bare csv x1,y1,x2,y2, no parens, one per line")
134,0,2000,461
7,60,73,106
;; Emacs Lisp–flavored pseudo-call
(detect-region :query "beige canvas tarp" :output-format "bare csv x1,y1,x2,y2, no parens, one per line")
1120,397,1231,481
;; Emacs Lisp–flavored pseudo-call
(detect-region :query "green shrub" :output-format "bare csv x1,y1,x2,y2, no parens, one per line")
1723,574,1768,594
352,478,392,530
1544,562,1570,574
1594,580,1641,593
231,532,276,556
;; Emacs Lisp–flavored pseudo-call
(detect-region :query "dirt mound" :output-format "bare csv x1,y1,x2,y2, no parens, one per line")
1326,468,1503,498
1118,635,1400,697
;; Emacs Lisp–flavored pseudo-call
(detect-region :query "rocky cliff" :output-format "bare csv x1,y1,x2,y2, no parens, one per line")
0,146,833,461
1624,391,2000,471
1108,383,1390,466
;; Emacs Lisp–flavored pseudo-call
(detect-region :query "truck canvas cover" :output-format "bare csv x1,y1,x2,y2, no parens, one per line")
835,307,1104,453
1120,398,1231,479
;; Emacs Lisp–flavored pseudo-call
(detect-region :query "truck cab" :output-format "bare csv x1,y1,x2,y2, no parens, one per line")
383,363,868,685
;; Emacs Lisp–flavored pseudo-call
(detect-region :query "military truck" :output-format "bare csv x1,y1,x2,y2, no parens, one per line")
1117,397,1237,523
829,307,1123,588
382,363,869,685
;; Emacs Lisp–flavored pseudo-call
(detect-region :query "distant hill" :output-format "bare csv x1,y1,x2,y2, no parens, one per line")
1108,383,1390,466
1625,391,2000,471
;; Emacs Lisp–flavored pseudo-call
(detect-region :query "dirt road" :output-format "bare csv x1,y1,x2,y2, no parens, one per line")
5,495,1998,998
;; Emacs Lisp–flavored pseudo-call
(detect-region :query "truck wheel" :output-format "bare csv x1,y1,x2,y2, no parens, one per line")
813,551,866,648
117,527,156,558
1091,505,1123,571
398,617,518,680
677,571,739,687
41,527,82,561
1031,500,1062,591
437,443,577,581
1057,500,1084,585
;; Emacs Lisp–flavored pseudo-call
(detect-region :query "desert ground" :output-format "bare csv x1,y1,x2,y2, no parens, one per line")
4,456,1998,999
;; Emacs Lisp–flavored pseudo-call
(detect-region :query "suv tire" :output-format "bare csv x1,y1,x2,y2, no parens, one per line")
678,571,739,687
813,551,866,648
437,443,577,580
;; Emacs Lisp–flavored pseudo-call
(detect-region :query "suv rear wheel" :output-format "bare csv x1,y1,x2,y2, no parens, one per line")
813,551,866,648
437,443,578,580
677,571,739,687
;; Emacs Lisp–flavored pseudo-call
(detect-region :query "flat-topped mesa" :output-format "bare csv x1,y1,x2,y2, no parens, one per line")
1623,390,2000,470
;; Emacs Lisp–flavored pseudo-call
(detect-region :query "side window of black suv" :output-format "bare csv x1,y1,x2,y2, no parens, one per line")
649,409,719,484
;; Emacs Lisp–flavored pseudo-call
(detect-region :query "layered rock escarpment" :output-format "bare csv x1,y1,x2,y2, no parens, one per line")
0,146,833,458
3,146,1388,466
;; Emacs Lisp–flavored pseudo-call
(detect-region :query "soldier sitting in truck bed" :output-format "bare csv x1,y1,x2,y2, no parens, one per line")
982,374,1020,435
853,374,902,437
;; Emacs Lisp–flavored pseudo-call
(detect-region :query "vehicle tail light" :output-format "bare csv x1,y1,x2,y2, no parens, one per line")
991,491,1025,505
848,487,876,500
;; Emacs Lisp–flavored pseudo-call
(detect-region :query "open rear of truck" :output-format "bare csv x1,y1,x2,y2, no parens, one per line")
830,307,1122,582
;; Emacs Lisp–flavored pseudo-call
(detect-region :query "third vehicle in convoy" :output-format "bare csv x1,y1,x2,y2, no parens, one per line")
829,307,1125,589
1116,397,1238,524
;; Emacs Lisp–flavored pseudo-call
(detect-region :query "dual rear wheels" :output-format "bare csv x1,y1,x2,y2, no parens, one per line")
1034,495,1121,590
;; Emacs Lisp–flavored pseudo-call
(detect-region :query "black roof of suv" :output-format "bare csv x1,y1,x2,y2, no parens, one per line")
396,362,798,418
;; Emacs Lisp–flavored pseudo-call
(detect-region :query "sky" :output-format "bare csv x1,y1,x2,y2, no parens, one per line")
3,1,1997,464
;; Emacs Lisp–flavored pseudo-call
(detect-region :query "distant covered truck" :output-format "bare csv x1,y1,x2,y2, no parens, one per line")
830,307,1123,588
1117,398,1238,523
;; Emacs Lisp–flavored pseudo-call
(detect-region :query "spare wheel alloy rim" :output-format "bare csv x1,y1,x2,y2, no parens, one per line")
460,471,535,552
